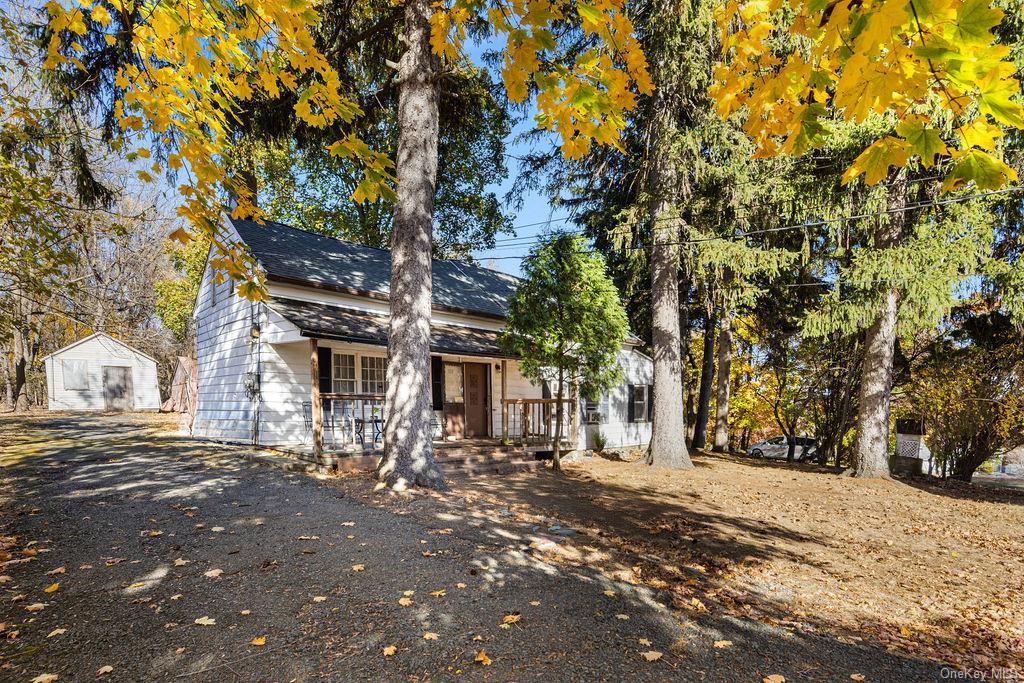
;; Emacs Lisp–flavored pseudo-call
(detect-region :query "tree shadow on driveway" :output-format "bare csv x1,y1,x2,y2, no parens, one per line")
0,413,944,682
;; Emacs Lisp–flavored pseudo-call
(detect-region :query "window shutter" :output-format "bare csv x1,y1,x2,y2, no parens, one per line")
317,348,332,393
627,384,636,423
430,356,443,410
647,385,654,422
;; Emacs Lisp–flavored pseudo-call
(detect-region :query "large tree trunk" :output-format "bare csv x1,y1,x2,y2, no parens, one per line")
376,0,446,490
12,329,30,413
712,301,732,452
691,298,717,451
851,176,908,478
646,96,692,469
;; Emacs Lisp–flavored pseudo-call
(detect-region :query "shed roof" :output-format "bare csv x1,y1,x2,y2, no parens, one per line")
41,332,157,363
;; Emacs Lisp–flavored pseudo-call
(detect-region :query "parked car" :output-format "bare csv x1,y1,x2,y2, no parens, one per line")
748,436,817,460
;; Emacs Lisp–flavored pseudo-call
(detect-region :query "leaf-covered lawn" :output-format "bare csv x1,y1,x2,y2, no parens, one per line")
351,451,1024,673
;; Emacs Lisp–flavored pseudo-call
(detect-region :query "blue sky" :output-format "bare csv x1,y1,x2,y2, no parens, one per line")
464,43,575,276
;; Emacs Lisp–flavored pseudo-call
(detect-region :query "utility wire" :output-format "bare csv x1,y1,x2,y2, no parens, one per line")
473,184,1024,262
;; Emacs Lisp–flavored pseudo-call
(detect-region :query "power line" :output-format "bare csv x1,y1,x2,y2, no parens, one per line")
485,171,950,250
474,184,1024,262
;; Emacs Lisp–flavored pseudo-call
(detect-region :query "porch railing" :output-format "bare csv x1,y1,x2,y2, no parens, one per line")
502,398,576,448
313,392,386,450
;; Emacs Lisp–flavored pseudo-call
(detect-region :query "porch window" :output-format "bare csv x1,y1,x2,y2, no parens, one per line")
361,356,387,395
332,353,356,393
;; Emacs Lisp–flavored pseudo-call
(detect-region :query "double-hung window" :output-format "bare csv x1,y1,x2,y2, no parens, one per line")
361,356,387,395
332,353,356,393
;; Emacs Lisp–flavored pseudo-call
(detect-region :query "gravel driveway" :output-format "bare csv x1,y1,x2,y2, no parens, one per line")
0,414,943,682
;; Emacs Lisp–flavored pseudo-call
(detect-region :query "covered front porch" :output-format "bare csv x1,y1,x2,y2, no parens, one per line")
304,341,579,459
259,297,578,461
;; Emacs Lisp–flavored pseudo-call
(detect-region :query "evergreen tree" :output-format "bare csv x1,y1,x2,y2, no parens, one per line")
500,233,629,470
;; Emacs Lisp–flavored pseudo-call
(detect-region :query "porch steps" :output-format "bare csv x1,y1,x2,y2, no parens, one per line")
435,446,543,478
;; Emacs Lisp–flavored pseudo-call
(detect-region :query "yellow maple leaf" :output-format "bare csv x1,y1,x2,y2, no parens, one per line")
44,583,59,593
474,649,492,665
250,636,266,646
382,645,397,656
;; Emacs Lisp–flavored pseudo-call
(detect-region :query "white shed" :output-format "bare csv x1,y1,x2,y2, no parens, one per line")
43,333,161,412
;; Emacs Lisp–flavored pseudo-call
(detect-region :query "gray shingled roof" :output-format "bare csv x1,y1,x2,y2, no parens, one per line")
231,217,520,319
267,298,510,357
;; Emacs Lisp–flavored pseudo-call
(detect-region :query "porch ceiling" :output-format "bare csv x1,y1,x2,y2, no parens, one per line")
267,297,515,358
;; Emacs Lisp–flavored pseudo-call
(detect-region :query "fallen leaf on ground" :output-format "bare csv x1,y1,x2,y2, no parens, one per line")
690,598,707,613
211,527,225,532
456,582,467,588
899,626,912,637
47,628,66,638
423,632,439,640
615,614,630,620
297,535,319,540
713,640,733,648
382,645,397,656
250,636,266,646
502,614,521,625
475,649,492,666
764,676,786,683
850,676,865,681
402,590,415,596
472,635,483,641
341,522,355,526
0,576,11,583
173,558,189,567
351,564,365,572
194,616,215,626
96,665,113,676
32,674,58,683
146,530,163,537
128,582,147,589
46,567,65,576
170,594,182,601
312,596,327,603
603,590,616,597
240,610,251,616
430,590,445,598
640,651,663,662
639,638,652,646
204,569,223,578
398,597,413,606
44,582,59,593
529,600,541,606
25,603,45,612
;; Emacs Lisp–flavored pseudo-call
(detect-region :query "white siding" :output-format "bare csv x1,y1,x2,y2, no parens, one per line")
191,253,260,443
44,334,160,411
576,348,653,450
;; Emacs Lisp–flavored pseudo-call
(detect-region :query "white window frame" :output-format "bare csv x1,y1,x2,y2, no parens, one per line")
631,385,649,423
332,353,356,393
361,355,387,395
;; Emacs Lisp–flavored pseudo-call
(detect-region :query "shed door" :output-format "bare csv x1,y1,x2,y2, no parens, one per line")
102,366,134,411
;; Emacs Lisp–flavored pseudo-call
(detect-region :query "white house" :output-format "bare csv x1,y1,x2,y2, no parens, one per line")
192,216,654,459
43,333,161,412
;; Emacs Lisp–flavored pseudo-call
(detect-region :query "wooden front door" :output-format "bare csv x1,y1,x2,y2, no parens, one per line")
464,362,488,438
102,366,133,411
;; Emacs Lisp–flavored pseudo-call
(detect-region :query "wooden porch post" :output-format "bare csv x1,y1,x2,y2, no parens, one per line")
501,359,508,441
310,339,323,460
